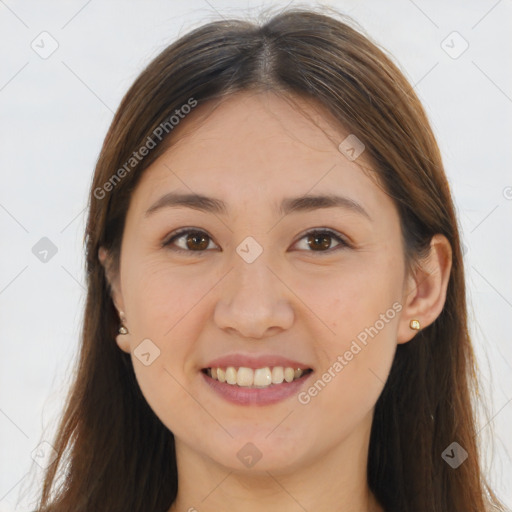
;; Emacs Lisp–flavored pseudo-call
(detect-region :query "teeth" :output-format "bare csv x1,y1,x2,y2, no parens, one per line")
284,367,295,383
271,366,284,384
206,366,309,388
254,367,272,387
236,367,254,386
225,367,237,385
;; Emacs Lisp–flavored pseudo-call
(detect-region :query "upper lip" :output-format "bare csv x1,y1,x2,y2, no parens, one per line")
203,354,312,370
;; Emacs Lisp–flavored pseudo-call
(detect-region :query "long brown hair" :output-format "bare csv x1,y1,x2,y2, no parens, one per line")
33,7,506,511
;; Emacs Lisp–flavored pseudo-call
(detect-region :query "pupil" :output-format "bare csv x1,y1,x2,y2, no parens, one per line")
308,234,330,250
187,232,208,250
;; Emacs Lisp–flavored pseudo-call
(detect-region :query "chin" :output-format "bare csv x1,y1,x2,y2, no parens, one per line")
204,432,312,474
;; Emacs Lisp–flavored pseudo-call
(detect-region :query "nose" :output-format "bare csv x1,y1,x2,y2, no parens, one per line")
213,256,294,340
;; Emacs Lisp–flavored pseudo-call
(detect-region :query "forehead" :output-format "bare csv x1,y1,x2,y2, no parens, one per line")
155,90,365,174
129,90,395,223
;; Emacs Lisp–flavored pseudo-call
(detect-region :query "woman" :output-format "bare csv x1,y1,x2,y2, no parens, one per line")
34,7,507,512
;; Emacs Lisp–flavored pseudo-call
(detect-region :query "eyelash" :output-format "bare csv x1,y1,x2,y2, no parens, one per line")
162,227,351,256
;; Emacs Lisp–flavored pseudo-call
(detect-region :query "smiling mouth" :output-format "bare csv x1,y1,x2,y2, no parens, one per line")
202,366,313,388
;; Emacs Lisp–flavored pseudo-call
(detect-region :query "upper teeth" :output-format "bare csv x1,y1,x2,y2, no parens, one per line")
207,366,306,388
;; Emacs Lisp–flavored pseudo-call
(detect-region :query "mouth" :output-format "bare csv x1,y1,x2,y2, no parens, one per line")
202,366,314,388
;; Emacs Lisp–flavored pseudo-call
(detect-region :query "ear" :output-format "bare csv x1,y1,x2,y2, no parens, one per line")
98,247,130,353
98,247,124,311
397,234,452,344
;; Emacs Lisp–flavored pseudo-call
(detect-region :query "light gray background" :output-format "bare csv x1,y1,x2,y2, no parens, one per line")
1,0,511,510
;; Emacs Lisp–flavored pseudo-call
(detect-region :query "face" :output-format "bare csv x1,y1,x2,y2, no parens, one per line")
104,90,410,474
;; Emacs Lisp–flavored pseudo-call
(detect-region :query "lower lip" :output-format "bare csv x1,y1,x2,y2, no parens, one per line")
201,371,313,406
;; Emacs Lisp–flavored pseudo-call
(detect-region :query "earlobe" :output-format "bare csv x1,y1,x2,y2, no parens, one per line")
114,309,131,353
115,318,131,353
114,309,131,354
397,234,452,344
98,246,108,265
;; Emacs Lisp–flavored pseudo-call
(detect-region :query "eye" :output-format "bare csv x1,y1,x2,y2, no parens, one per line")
293,229,349,253
163,228,218,254
162,228,350,255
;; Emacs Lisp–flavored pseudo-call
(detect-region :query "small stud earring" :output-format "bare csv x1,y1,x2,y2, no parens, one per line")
409,319,421,330
118,310,129,335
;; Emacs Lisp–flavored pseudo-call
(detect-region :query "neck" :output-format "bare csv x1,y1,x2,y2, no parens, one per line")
168,413,383,512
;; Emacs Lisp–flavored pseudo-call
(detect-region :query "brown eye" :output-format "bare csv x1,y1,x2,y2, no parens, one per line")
164,229,217,254
306,232,333,251
183,231,210,250
295,229,348,253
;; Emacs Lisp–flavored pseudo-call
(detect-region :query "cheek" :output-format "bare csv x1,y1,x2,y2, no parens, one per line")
297,255,400,415
123,264,214,435
122,262,221,403
125,261,211,341
119,262,190,368
295,289,399,446
303,258,401,350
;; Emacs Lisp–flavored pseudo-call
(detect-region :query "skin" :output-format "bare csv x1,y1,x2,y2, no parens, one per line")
99,90,452,512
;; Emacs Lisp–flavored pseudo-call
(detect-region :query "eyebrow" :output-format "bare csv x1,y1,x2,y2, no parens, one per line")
145,192,371,220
